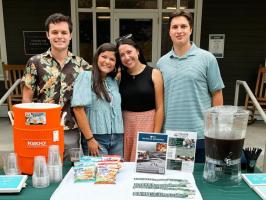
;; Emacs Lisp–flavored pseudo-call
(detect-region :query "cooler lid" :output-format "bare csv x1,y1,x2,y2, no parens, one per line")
14,103,61,109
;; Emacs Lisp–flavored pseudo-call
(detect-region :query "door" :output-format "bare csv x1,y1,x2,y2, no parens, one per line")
113,12,159,67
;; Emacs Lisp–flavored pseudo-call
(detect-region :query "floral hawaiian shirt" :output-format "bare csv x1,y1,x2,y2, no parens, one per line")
21,49,92,130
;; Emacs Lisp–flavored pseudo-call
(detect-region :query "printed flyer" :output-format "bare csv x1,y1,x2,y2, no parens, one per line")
166,130,197,173
131,172,203,200
136,132,168,174
0,175,28,193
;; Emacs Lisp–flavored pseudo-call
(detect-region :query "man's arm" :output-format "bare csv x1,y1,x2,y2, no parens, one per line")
22,86,34,103
212,90,223,106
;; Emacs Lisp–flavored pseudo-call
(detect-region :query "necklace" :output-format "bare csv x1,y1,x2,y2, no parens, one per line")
128,64,146,79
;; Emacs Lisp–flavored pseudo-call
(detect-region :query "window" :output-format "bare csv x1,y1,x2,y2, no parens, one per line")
96,13,110,47
79,12,93,64
78,0,92,8
115,0,157,9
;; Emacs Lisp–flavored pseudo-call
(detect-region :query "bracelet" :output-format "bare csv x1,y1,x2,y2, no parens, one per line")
86,136,94,142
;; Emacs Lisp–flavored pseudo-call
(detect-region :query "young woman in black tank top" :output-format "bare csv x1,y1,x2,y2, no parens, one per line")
116,36,164,162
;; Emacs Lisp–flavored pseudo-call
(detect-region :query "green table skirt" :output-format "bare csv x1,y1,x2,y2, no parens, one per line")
0,163,261,200
0,162,72,200
194,164,260,200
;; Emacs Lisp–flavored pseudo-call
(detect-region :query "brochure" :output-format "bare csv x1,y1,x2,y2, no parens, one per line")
166,130,197,173
135,132,168,174
241,173,266,188
0,175,28,193
131,171,203,200
253,186,266,200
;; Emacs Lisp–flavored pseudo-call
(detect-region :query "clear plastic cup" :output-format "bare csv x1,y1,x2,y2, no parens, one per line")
48,165,62,183
47,145,62,183
47,145,62,166
32,156,50,188
3,152,20,175
69,148,83,163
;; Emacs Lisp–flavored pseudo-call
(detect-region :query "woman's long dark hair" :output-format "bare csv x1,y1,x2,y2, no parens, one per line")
92,43,118,102
116,38,147,69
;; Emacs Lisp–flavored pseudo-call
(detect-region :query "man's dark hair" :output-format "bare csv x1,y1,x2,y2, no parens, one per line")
45,13,73,33
168,10,193,30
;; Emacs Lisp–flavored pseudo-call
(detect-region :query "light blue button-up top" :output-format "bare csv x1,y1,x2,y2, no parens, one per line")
71,71,123,134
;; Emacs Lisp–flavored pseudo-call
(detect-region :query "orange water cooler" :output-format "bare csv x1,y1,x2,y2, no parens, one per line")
9,103,65,175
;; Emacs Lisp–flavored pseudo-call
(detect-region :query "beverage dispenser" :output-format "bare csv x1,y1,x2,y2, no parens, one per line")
9,103,65,175
203,106,249,185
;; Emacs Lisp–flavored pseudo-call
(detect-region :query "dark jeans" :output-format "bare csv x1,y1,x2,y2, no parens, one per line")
81,133,124,158
195,139,205,163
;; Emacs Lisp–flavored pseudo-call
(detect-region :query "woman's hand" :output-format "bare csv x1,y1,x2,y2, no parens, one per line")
88,139,100,156
73,107,100,156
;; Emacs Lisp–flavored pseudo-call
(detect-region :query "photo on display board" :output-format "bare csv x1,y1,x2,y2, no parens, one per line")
135,132,168,174
166,130,197,173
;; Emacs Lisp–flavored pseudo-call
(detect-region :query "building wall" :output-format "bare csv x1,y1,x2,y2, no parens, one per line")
200,0,266,105
3,0,70,64
2,0,266,106
0,0,70,98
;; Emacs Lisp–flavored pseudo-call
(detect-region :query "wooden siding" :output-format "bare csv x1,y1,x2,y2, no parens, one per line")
2,0,71,64
200,0,266,105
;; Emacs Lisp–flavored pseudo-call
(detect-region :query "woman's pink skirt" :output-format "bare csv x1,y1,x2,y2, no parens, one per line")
123,109,155,162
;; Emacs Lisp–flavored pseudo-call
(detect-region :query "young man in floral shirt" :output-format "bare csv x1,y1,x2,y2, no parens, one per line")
22,13,91,160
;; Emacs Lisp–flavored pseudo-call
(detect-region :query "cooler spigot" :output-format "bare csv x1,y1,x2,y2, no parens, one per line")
224,152,233,166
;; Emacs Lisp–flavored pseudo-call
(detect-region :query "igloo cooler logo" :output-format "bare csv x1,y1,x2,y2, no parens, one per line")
27,140,47,148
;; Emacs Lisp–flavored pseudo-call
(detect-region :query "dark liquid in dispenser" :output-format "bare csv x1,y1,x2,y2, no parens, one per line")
205,136,244,160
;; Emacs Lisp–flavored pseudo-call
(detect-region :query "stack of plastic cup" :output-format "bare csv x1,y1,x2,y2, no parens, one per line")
47,145,62,183
3,152,20,175
32,156,50,188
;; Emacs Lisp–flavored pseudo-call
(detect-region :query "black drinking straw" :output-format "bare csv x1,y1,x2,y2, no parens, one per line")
243,147,262,173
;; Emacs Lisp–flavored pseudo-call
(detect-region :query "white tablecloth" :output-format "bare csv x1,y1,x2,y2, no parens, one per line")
50,163,202,200
51,163,135,200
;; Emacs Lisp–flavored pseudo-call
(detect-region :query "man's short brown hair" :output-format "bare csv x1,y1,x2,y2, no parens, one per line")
169,10,193,30
45,13,73,33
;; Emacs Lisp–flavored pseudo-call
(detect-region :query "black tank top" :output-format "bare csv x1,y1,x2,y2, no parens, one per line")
119,65,155,112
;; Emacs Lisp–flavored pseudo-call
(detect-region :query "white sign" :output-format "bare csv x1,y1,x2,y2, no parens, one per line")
166,130,197,173
208,34,225,58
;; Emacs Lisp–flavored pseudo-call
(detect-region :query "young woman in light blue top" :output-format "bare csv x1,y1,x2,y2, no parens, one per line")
71,43,123,157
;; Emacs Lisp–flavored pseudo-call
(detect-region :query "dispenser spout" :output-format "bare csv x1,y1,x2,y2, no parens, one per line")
224,152,233,166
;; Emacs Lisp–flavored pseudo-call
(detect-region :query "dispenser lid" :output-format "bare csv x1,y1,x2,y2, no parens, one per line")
206,105,249,116
204,105,249,140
